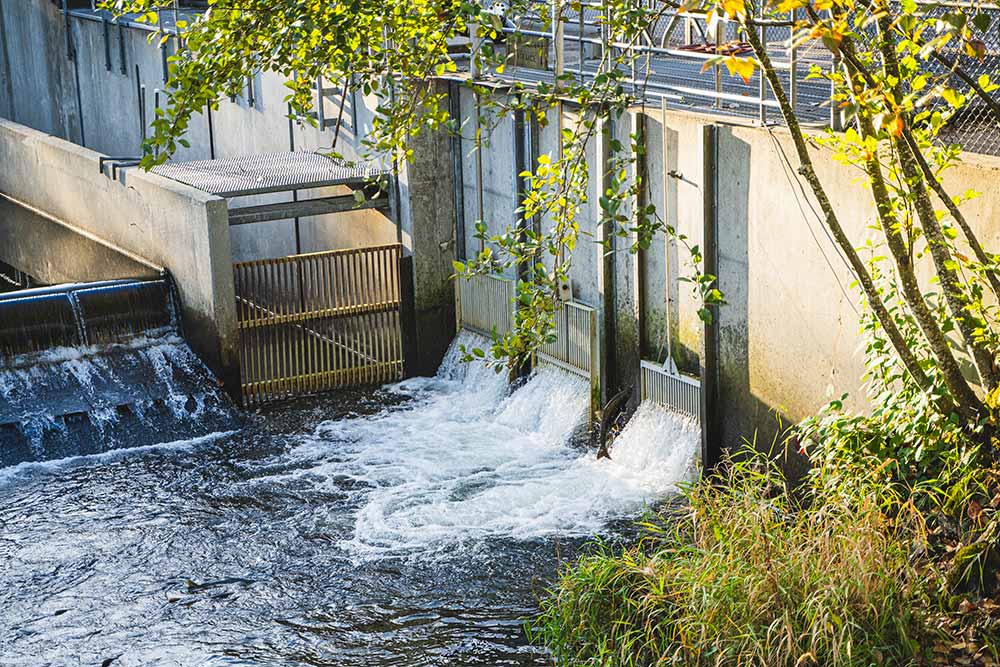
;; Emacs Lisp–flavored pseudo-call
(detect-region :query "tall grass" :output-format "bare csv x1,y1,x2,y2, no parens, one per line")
531,455,932,667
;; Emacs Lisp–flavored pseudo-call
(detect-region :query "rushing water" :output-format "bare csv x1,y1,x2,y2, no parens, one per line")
0,332,699,666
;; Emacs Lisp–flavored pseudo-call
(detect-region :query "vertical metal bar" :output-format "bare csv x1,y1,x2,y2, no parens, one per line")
332,252,343,384
714,17,722,110
552,0,564,78
578,3,585,82
758,14,767,125
830,53,842,131
250,264,260,404
161,38,169,83
357,250,370,383
103,17,112,71
262,262,272,403
789,9,798,112
316,76,326,128
306,256,315,392
325,256,333,387
118,22,127,75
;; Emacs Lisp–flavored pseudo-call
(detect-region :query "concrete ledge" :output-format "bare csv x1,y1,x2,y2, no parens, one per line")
0,117,239,391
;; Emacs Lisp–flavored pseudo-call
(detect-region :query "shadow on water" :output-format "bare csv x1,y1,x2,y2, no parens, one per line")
0,333,698,666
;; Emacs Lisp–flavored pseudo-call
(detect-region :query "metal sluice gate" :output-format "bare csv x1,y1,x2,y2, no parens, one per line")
233,243,404,406
456,273,596,379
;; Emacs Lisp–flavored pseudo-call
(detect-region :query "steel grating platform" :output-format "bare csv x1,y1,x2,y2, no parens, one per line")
152,152,389,198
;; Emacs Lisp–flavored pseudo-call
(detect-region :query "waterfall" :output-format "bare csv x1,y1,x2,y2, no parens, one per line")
0,279,236,467
284,331,699,557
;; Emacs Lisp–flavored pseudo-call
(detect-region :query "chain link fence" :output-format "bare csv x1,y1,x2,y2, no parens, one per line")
491,0,1000,155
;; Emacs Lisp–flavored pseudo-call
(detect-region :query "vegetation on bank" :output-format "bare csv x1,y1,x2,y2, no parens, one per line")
532,441,1000,666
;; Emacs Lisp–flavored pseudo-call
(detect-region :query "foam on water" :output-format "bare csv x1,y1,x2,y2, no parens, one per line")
0,334,236,466
288,331,701,557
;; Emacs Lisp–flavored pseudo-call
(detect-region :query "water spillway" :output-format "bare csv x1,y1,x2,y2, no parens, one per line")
0,278,236,466
1,330,699,665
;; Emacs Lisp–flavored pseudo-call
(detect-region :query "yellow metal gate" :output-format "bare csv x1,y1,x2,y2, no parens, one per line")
233,243,403,405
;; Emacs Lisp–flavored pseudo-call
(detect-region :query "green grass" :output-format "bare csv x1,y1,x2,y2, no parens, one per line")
531,455,932,667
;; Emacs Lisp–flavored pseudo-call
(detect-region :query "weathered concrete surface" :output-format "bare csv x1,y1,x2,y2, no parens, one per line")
0,195,159,284
399,81,459,375
0,3,392,266
0,0,82,144
0,118,238,392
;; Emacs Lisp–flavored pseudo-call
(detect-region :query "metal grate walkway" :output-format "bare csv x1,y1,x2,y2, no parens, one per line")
153,152,388,198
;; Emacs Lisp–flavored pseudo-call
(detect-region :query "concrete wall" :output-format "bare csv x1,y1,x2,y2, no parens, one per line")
0,195,159,284
453,89,1000,457
0,0,82,143
0,4,398,265
0,118,239,391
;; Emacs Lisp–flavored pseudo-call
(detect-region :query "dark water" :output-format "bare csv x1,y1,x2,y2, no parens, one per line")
0,336,698,666
0,392,586,667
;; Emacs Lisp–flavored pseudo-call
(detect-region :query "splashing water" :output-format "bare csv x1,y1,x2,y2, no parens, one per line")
0,335,236,466
277,331,700,557
0,331,704,666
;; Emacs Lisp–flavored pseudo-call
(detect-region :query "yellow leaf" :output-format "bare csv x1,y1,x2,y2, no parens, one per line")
775,0,806,10
721,0,746,19
724,56,755,83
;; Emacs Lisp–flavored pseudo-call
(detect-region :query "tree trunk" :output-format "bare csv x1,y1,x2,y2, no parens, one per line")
740,17,962,417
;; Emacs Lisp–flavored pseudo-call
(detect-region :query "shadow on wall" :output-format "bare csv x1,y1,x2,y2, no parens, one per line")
714,126,806,477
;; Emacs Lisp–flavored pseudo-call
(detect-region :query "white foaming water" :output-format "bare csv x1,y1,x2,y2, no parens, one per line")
292,331,701,557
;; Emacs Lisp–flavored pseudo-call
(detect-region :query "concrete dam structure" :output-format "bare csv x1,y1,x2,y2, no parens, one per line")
3,0,1000,461
4,2,1000,664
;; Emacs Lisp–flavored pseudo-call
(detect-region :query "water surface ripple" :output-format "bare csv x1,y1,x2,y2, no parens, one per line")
0,334,698,666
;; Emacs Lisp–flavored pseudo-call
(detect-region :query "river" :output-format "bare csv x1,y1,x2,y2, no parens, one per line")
0,332,698,666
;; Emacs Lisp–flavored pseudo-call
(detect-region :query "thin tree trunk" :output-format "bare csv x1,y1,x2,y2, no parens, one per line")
874,18,999,391
856,113,983,414
901,130,1000,301
739,17,965,417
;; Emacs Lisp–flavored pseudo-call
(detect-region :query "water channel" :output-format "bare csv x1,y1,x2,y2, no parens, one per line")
1,332,699,666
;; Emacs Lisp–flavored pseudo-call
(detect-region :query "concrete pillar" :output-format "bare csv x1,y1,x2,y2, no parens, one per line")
397,80,458,376
611,110,643,405
595,112,614,413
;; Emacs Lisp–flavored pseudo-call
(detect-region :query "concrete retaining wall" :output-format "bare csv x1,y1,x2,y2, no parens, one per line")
0,4,398,265
454,91,1000,456
0,118,239,390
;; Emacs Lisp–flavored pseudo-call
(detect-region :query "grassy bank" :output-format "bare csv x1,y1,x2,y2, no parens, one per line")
531,450,1000,666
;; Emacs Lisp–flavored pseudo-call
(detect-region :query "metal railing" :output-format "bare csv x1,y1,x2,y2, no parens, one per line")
486,1,832,125
233,244,403,405
484,1,1000,150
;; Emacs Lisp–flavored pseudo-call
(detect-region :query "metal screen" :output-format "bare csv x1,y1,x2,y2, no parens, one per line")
537,300,596,378
457,274,516,336
640,360,701,422
233,244,403,405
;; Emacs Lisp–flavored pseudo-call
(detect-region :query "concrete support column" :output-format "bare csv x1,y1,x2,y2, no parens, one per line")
595,112,615,416
611,110,643,406
398,80,458,376
701,124,721,470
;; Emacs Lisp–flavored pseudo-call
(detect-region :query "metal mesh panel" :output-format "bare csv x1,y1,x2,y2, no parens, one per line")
640,360,701,422
154,152,388,197
537,300,595,378
457,274,515,337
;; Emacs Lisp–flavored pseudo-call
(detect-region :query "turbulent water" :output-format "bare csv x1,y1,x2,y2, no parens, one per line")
0,334,235,466
0,332,699,666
